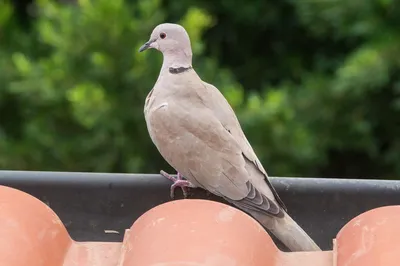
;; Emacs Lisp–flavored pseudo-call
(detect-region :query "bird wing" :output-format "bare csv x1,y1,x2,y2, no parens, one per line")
200,81,287,213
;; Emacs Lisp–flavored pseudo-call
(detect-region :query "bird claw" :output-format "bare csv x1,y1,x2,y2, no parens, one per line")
160,170,195,199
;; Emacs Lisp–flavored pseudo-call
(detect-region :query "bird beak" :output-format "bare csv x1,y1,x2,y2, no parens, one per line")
139,40,154,52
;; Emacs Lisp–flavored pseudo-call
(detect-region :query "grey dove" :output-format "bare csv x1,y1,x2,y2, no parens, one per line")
139,23,321,252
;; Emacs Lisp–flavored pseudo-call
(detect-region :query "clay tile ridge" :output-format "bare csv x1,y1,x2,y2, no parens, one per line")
0,184,398,266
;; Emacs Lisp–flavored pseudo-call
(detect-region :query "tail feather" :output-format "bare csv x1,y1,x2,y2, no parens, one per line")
250,210,321,252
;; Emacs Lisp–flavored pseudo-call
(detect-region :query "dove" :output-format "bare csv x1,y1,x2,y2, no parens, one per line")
139,23,321,252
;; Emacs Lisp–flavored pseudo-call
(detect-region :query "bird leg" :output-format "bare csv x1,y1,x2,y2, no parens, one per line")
160,170,196,199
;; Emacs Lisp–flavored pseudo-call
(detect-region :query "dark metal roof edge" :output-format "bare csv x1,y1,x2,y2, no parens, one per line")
0,170,399,193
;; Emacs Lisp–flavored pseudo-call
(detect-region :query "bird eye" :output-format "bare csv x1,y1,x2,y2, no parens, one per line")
160,32,166,39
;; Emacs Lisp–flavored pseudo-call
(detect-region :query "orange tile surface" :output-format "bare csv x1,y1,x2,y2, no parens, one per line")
0,184,398,266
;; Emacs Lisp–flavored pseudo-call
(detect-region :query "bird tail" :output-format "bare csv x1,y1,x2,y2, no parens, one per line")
251,210,321,252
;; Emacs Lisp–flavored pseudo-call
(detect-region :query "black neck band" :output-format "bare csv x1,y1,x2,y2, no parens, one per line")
169,66,193,74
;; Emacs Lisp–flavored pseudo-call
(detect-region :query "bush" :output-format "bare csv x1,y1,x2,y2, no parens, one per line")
1,0,399,179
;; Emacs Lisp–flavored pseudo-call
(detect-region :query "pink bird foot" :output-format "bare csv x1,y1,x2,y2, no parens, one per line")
160,170,196,199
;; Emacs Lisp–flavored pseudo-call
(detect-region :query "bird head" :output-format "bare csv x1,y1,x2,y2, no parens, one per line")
138,23,192,56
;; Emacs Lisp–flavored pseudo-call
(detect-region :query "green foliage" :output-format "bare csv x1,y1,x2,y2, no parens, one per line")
0,0,399,179
0,0,240,173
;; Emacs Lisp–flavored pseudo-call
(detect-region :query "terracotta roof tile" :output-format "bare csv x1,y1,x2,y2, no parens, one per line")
0,185,71,266
0,184,397,266
336,206,400,266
